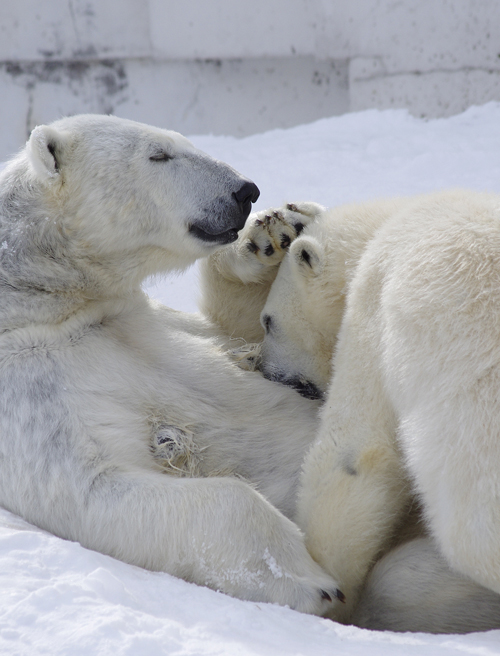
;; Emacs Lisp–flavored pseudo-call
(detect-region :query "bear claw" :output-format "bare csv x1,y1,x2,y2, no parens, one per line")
321,588,346,604
335,589,346,604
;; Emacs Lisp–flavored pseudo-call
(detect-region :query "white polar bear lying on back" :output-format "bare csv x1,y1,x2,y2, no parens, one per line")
248,194,500,632
0,114,343,615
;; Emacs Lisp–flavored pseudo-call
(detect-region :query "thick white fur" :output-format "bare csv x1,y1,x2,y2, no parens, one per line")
352,537,500,633
0,115,342,615
258,193,500,631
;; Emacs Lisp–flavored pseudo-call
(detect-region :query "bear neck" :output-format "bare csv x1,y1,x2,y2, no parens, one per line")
0,162,142,331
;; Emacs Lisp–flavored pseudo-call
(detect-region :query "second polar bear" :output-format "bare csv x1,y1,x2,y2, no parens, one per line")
246,192,500,632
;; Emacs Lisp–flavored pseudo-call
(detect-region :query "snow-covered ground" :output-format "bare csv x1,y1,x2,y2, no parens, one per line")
3,105,500,655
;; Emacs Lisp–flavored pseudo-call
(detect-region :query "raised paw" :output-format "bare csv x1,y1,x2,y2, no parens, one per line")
204,201,325,287
243,202,325,268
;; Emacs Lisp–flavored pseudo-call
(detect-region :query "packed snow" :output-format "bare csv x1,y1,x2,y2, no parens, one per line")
3,104,500,655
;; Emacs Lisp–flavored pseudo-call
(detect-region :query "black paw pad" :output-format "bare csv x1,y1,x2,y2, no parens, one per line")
293,222,305,235
264,244,275,256
247,241,259,253
280,234,291,248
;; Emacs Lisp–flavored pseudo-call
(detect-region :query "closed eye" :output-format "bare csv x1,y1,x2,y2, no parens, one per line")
149,152,174,162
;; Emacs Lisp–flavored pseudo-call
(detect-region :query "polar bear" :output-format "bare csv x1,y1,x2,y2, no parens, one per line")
0,114,343,615
353,536,500,632
246,194,500,632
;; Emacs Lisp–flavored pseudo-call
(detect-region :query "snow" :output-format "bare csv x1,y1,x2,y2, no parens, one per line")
3,104,500,654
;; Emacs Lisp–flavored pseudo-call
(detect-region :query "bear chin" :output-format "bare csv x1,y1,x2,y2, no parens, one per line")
262,369,324,401
188,224,241,245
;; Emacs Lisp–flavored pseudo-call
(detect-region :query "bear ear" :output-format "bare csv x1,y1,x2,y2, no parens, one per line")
290,236,324,279
26,125,68,183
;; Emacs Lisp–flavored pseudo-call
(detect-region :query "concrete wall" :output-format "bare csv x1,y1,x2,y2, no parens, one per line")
1,0,500,160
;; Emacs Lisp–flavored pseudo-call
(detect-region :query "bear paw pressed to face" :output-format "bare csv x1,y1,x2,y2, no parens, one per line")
199,200,326,346
245,202,324,266
218,202,325,286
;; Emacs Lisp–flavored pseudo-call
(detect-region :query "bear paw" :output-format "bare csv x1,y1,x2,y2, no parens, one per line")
223,202,325,284
244,202,325,267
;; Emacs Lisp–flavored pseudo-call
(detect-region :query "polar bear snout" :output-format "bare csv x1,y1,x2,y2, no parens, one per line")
189,179,260,245
233,180,261,219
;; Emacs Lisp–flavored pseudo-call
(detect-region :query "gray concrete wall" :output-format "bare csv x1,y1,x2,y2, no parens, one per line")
1,0,500,160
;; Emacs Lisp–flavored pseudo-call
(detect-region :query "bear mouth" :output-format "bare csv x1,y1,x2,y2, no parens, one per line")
262,369,324,401
283,377,324,401
188,224,240,245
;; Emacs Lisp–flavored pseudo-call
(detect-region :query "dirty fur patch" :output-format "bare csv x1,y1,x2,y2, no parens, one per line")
150,419,203,476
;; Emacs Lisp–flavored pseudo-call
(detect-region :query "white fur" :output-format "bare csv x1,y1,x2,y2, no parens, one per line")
353,537,500,633
0,115,341,615
258,193,500,630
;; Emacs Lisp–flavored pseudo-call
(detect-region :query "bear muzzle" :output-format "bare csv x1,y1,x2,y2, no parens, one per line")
189,180,260,245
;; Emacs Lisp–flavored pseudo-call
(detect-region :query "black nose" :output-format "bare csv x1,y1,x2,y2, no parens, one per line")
234,181,260,207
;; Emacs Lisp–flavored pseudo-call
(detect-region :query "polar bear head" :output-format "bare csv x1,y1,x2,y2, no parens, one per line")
258,223,345,400
6,114,258,293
